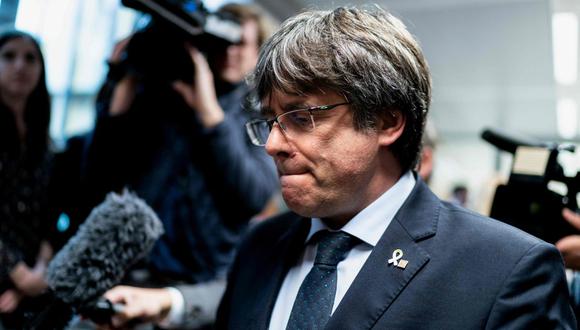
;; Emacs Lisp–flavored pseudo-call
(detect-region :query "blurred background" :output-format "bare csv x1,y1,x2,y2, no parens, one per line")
0,0,578,214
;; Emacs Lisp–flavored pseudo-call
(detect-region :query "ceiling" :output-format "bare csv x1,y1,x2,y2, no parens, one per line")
254,0,580,145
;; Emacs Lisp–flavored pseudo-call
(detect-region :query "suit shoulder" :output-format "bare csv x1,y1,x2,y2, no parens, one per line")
241,211,304,248
249,211,301,235
439,201,551,252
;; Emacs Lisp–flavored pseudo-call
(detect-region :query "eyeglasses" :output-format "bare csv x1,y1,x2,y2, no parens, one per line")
245,102,351,146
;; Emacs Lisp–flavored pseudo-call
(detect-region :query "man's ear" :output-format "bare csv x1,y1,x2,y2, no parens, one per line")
378,110,405,146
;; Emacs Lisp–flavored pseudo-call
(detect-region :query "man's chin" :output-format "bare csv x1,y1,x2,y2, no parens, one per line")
281,191,318,217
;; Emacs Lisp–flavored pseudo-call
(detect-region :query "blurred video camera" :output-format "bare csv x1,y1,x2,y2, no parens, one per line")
482,128,580,243
120,0,242,83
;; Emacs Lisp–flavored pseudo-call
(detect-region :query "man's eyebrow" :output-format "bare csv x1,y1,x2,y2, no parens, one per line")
282,102,309,111
260,102,310,116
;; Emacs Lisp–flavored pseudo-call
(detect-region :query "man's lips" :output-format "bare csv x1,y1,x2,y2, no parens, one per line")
277,167,308,176
275,160,309,177
278,173,306,188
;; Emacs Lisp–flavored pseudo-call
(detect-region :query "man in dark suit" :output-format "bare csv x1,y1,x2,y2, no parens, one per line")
217,6,576,329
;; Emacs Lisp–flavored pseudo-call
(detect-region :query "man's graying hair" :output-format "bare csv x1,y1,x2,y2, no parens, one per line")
250,6,431,171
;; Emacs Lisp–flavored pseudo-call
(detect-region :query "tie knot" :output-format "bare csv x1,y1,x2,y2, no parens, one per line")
312,230,359,267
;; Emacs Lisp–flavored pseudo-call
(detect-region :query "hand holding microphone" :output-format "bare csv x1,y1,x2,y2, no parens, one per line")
104,285,174,328
27,190,164,329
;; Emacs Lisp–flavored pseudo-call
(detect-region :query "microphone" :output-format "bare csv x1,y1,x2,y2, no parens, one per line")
480,128,543,154
26,190,164,329
481,128,576,154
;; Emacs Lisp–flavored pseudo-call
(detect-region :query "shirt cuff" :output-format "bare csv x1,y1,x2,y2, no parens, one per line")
157,287,185,329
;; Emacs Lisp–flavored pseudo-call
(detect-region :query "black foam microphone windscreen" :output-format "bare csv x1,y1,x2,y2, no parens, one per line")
28,190,164,329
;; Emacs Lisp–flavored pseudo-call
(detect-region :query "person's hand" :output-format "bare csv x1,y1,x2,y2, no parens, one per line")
103,285,173,328
0,289,23,313
37,240,53,264
109,76,138,116
172,46,224,128
556,208,580,269
8,241,52,296
106,36,137,117
9,257,48,297
109,36,131,65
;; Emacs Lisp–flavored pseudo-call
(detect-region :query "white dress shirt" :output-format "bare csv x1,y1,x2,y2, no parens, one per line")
268,171,416,330
157,287,185,328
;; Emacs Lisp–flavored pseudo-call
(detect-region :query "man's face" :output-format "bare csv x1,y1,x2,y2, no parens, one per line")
263,89,389,226
215,20,259,84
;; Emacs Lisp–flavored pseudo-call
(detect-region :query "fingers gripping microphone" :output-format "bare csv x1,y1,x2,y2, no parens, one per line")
27,190,164,329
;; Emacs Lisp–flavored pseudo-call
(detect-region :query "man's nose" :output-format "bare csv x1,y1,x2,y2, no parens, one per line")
265,124,290,158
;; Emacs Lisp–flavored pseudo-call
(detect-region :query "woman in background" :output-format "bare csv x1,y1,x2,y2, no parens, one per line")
0,30,53,328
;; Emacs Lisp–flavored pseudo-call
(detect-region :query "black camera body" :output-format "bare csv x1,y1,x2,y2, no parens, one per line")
120,0,242,83
482,128,580,243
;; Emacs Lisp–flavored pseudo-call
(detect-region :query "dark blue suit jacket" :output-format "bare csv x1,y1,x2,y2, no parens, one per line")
217,179,576,329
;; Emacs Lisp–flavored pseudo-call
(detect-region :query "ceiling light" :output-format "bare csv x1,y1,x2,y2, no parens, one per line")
552,12,578,85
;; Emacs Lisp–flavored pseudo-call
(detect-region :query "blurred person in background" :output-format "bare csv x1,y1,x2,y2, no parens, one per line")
449,184,469,208
417,119,437,184
557,207,580,325
84,3,278,329
0,30,55,328
557,208,580,269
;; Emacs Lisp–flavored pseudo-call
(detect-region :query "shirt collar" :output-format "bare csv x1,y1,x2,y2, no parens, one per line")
308,171,416,247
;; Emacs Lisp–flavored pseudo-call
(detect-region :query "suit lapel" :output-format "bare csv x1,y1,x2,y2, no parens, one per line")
252,214,311,329
326,179,440,329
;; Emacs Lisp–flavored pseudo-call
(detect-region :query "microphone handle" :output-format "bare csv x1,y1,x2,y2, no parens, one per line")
24,295,74,330
79,297,125,324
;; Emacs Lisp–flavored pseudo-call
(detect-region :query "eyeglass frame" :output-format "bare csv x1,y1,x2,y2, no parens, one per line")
245,101,352,146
